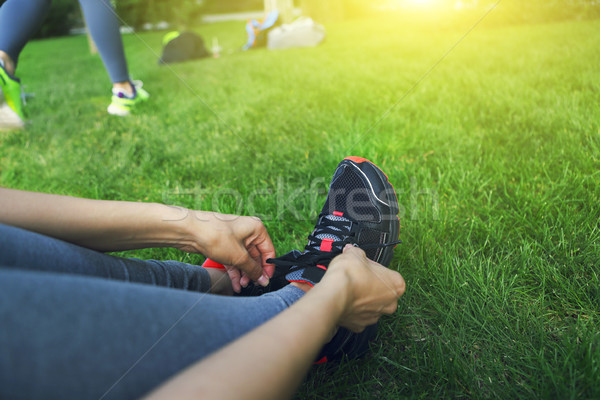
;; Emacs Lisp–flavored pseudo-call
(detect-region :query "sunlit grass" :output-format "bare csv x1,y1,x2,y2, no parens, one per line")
1,10,599,399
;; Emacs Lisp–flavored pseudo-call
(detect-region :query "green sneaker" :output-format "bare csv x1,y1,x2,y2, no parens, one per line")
0,62,25,130
107,80,149,116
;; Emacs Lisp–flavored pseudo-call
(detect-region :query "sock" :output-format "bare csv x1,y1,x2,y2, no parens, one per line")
112,81,136,99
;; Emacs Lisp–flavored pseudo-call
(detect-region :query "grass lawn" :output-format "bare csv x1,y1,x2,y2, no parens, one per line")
1,5,599,399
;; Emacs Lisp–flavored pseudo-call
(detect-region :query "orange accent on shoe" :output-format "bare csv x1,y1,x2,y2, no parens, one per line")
333,211,344,217
202,259,226,270
320,238,334,252
345,156,392,181
314,356,328,364
288,279,315,287
344,156,370,164
316,264,327,270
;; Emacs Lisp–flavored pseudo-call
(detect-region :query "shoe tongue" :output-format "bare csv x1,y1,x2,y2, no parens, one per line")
281,214,351,286
307,214,351,252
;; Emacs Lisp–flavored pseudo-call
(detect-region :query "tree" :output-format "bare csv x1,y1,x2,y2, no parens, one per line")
0,0,80,38
116,0,206,30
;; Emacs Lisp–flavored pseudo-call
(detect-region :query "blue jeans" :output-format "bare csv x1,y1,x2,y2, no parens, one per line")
0,224,305,399
0,0,130,82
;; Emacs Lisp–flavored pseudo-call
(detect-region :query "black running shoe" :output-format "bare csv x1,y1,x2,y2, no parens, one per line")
207,157,401,359
267,156,401,362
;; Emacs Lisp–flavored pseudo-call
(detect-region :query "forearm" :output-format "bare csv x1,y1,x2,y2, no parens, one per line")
145,279,349,400
0,188,198,252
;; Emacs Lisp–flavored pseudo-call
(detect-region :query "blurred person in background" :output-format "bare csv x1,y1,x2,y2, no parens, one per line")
0,0,148,130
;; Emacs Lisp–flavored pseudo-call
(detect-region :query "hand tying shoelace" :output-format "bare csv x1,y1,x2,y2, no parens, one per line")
201,157,402,363
268,212,401,287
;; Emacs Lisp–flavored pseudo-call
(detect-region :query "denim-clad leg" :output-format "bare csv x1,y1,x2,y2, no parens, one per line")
0,223,212,292
0,268,305,400
0,0,52,66
0,0,129,82
79,0,130,83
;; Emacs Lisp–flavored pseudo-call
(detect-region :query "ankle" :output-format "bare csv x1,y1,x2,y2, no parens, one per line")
206,268,233,295
0,50,15,75
112,81,134,97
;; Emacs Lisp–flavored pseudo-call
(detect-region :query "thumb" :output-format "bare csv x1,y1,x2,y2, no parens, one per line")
342,244,367,259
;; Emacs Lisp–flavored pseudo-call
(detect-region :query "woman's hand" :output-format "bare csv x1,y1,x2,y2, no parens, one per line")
175,211,276,291
322,245,406,333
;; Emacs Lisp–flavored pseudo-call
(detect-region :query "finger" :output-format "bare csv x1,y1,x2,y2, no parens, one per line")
262,260,275,279
240,272,250,288
234,246,269,286
382,301,399,315
374,267,406,298
362,315,382,328
247,245,261,263
256,246,276,279
247,244,273,278
226,267,242,293
254,229,276,273
342,244,368,260
395,273,406,297
248,244,275,278
344,313,382,333
364,257,407,301
348,324,366,334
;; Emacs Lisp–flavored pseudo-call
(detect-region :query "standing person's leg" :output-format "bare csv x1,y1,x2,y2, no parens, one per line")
78,0,128,84
78,0,149,116
0,267,305,400
0,0,52,127
0,223,225,294
0,0,52,74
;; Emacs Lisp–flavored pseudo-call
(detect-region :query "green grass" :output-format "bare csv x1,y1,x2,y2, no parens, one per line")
1,6,599,399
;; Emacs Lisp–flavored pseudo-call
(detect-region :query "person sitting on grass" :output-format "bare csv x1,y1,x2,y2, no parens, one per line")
0,157,405,400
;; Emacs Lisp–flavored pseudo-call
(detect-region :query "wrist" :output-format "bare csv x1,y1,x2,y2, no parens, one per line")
148,203,201,251
163,209,233,255
314,269,353,324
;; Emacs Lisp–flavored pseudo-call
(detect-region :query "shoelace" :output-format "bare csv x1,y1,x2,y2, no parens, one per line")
267,213,401,277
